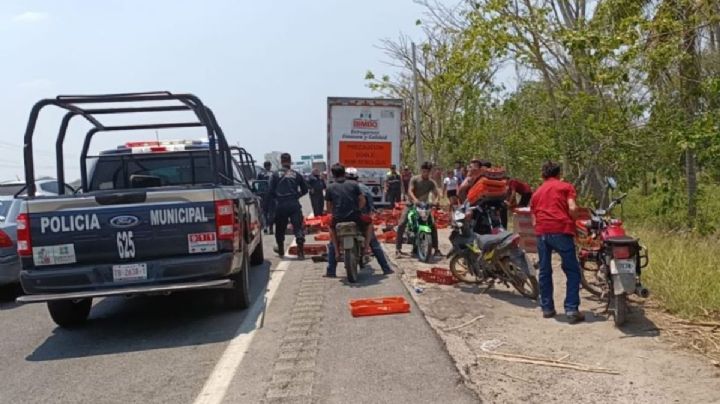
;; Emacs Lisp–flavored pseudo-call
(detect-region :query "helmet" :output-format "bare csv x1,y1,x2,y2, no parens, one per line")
346,167,359,180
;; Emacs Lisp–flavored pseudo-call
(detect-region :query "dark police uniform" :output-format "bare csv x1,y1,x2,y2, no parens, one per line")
269,166,309,254
385,171,402,207
257,169,275,234
307,174,326,217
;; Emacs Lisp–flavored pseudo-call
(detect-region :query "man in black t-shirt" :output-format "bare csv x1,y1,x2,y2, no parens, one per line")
325,163,372,259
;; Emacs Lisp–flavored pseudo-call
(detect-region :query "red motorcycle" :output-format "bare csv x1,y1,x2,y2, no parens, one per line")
575,178,649,326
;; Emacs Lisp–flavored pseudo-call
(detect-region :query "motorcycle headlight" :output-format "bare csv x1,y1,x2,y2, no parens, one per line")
453,210,465,222
418,209,429,220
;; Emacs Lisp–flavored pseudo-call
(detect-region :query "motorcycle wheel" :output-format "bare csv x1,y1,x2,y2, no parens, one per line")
503,258,539,299
449,253,481,283
579,259,604,297
613,293,628,327
344,248,358,283
416,232,432,263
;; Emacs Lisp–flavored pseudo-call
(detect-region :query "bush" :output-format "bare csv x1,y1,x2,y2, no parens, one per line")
634,227,720,319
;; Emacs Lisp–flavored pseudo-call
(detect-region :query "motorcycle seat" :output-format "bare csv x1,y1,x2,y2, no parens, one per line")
476,231,514,250
605,236,638,246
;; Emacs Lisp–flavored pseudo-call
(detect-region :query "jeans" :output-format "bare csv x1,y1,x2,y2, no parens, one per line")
326,236,392,276
537,234,581,313
274,201,305,248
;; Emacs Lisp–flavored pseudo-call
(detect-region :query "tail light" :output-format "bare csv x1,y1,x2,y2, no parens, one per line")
511,234,520,247
0,230,13,248
16,213,31,256
149,146,167,152
215,200,237,242
613,246,631,259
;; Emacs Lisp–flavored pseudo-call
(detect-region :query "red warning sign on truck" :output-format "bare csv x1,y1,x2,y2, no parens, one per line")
338,141,392,168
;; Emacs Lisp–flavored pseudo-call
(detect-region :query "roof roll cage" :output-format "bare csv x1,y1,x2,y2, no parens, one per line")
22,91,235,197
230,146,257,186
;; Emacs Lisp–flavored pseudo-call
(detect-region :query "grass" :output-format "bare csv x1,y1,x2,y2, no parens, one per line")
633,227,720,320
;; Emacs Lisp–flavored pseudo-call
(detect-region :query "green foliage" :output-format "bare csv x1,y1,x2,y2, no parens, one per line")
368,0,720,232
636,227,720,319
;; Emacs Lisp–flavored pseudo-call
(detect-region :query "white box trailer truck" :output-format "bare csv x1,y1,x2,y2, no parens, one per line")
327,97,403,206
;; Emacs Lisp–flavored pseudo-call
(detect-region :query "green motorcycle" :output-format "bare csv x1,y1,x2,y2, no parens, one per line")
404,202,435,263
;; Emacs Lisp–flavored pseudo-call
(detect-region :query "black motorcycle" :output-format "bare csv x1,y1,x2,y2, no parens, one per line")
448,201,538,299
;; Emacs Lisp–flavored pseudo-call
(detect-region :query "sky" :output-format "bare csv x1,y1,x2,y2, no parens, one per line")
0,0,430,182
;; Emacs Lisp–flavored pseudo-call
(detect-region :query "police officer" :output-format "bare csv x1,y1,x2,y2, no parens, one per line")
269,153,309,259
307,168,326,217
384,164,402,208
257,161,275,234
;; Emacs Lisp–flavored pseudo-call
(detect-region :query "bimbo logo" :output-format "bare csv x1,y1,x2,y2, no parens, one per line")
352,111,378,130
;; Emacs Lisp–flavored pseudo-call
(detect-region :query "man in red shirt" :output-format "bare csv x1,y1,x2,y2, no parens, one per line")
530,161,584,323
507,178,533,208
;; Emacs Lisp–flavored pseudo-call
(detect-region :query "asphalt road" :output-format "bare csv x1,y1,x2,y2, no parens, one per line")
0,199,478,404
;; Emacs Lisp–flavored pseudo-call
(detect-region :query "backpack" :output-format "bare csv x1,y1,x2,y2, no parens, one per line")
466,167,508,205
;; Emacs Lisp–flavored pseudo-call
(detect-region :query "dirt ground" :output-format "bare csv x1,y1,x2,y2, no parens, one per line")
384,228,720,404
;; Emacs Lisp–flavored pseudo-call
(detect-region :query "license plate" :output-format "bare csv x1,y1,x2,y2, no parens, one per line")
614,260,635,274
112,263,147,282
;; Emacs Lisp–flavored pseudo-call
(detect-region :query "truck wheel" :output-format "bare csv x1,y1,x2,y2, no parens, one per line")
224,250,251,310
47,299,92,328
250,239,264,266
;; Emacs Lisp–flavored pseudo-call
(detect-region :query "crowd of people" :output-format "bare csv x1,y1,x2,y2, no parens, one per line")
256,154,585,323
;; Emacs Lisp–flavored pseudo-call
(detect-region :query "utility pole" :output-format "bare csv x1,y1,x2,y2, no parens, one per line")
411,42,424,169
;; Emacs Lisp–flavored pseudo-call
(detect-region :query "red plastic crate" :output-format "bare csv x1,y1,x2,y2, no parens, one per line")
314,232,331,241
417,267,458,285
349,296,411,317
288,243,327,256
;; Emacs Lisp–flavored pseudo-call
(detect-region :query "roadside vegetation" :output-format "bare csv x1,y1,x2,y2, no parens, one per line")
367,1,720,321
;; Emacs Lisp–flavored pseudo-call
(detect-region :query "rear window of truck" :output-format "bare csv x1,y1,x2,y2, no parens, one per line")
88,153,215,191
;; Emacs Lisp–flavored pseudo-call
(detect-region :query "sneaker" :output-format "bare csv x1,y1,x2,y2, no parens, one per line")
566,311,585,324
323,273,337,278
382,269,395,275
297,251,305,260
395,250,403,258
433,249,444,257
542,310,557,319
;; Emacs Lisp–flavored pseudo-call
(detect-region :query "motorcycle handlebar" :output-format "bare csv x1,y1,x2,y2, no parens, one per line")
607,193,628,213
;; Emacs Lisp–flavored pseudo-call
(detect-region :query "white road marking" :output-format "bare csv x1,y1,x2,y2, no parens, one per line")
193,250,291,404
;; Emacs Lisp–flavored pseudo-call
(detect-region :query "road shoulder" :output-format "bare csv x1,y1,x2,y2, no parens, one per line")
383,228,720,403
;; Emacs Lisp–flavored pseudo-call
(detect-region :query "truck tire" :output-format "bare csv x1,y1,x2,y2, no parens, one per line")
47,299,92,328
224,249,251,310
250,239,264,266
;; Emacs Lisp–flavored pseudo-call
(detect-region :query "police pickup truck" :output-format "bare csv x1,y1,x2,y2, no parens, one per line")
16,92,264,327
